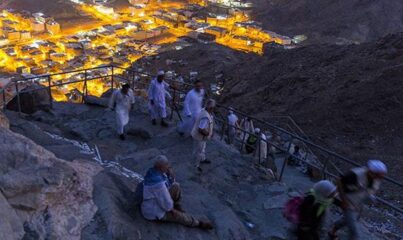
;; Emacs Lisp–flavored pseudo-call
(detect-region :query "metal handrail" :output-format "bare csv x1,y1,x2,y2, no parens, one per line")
1,65,402,214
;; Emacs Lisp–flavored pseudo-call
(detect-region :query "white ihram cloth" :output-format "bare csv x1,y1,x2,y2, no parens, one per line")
148,79,170,119
180,89,204,134
141,181,173,220
109,89,135,134
227,113,238,143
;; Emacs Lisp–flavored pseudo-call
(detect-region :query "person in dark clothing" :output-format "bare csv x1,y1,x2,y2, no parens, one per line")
297,180,338,240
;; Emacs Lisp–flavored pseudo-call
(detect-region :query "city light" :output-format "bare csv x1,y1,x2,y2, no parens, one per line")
0,0,292,101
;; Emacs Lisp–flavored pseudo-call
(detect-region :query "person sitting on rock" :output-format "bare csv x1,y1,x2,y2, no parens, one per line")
108,83,135,140
141,155,214,229
297,180,338,240
328,160,387,240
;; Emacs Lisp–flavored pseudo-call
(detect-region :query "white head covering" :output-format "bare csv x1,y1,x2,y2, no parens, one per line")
154,155,169,167
228,107,234,114
254,128,261,134
157,70,165,76
313,180,337,200
367,160,387,174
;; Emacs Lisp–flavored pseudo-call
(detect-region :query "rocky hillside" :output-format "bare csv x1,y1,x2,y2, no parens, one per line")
0,111,100,239
250,0,403,44
5,0,94,28
220,33,403,181
134,33,403,183
3,99,392,239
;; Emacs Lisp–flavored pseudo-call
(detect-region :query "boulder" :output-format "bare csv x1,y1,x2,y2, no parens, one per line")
0,126,101,239
0,192,24,239
7,83,52,114
100,88,114,99
0,111,9,129
84,95,109,108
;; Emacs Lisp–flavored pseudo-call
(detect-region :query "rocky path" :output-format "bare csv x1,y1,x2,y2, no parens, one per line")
5,102,386,240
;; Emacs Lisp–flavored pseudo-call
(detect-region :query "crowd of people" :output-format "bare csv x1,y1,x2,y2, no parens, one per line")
108,70,389,238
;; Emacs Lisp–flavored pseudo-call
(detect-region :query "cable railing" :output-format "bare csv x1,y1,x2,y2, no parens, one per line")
1,65,402,215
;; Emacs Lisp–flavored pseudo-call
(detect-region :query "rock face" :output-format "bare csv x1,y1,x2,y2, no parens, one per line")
0,125,101,239
0,111,9,128
7,84,52,114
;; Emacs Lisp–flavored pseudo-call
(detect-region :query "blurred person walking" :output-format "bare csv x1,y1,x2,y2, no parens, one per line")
148,70,170,127
328,160,387,240
191,99,216,172
109,83,135,140
178,80,205,136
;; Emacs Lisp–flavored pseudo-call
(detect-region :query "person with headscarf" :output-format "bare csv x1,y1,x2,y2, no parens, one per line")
141,155,214,229
178,80,205,135
239,117,254,146
109,83,135,140
191,99,216,172
297,180,338,240
328,160,387,240
227,107,239,144
148,70,170,127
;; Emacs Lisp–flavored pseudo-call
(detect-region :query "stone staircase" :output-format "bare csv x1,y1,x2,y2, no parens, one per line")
5,101,386,240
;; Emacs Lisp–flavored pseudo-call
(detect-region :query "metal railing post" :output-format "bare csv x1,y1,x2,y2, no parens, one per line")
131,69,135,88
240,131,247,152
2,88,6,110
279,138,293,181
111,66,114,91
47,76,53,109
322,158,330,179
221,119,226,141
170,87,176,120
15,82,22,114
82,70,88,103
258,134,261,164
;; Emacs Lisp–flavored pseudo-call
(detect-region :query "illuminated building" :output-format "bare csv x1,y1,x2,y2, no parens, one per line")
16,66,30,74
20,31,31,40
46,20,61,35
31,20,45,32
2,20,17,28
129,0,149,4
205,26,227,38
50,53,67,63
129,6,145,17
6,29,21,41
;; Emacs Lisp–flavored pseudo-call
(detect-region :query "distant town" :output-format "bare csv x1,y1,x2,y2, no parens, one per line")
0,0,292,100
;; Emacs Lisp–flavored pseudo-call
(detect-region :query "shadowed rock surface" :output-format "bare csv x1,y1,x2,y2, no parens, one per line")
0,112,100,240
3,100,393,239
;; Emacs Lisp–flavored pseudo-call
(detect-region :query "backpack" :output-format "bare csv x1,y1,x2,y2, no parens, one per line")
283,196,304,224
245,135,258,153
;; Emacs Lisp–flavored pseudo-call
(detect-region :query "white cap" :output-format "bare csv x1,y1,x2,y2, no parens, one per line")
157,70,165,76
154,155,169,167
313,180,337,199
367,160,387,174
254,128,261,133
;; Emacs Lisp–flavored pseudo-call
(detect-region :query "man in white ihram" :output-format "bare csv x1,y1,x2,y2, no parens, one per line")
191,99,215,172
109,83,135,140
179,80,205,136
148,70,170,127
227,107,239,144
